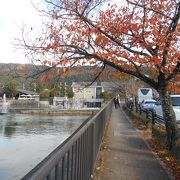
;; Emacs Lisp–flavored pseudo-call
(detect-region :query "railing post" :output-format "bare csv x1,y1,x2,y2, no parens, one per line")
71,145,75,180
151,110,155,125
135,104,138,112
90,122,96,179
139,106,142,115
146,110,148,119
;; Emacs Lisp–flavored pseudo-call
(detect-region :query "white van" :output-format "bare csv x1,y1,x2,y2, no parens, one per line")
153,95,180,124
137,88,153,104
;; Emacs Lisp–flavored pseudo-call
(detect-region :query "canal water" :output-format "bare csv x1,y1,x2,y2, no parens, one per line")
0,113,88,180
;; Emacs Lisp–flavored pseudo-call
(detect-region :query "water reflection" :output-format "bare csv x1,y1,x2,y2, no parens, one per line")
4,126,16,137
0,113,88,180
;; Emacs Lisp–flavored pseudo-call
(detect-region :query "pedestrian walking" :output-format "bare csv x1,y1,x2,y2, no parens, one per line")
113,96,120,109
117,94,120,107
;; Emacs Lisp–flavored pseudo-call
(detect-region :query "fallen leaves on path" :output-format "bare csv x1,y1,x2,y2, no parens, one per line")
127,114,180,179
149,138,180,180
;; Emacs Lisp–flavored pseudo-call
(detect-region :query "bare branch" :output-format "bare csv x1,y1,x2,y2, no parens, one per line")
84,63,106,88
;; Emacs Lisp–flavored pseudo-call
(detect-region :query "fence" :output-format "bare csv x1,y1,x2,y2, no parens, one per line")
21,100,113,180
127,102,165,126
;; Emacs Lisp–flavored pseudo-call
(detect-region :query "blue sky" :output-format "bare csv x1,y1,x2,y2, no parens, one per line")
0,0,124,64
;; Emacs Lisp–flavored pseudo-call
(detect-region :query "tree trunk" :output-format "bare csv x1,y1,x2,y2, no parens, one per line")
159,89,179,150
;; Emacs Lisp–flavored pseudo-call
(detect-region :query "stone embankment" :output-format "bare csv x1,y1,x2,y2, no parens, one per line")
9,108,99,116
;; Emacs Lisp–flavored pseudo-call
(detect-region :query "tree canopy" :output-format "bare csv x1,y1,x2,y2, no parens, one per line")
18,0,180,150
20,0,179,90
3,80,17,98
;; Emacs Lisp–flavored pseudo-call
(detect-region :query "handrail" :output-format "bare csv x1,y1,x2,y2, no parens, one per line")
22,100,113,180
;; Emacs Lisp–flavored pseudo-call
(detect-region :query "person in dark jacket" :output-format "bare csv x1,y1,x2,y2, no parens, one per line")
113,96,120,109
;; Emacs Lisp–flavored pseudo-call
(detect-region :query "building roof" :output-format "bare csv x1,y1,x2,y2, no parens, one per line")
71,82,119,88
16,89,39,95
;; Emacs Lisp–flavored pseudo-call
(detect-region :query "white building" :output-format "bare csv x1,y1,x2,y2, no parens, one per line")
72,82,115,107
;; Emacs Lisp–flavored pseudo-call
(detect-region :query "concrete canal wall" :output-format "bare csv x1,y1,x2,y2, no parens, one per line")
9,108,99,115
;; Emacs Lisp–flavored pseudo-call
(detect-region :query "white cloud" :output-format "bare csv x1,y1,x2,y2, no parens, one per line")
0,0,126,64
0,0,44,64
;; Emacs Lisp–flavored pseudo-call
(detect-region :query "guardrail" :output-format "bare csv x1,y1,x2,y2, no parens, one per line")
127,103,166,126
21,100,113,180
141,108,165,126
133,104,179,127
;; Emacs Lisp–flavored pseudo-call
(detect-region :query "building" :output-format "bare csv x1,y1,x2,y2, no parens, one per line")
53,96,68,107
71,82,116,107
15,89,40,101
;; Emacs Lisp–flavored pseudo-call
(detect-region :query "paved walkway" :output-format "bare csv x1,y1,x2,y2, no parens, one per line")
101,106,173,180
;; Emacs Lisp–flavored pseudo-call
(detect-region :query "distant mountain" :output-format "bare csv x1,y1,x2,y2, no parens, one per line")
0,63,115,88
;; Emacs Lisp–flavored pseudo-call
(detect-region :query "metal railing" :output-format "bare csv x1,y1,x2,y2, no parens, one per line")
22,100,113,180
133,104,179,127
127,103,166,126
139,107,165,126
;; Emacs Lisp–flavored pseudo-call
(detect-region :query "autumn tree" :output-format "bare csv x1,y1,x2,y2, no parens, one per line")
18,0,180,150
40,89,50,99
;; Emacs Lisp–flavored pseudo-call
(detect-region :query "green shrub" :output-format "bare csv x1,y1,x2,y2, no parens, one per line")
40,89,50,98
152,125,167,148
122,105,150,127
102,91,111,102
172,140,180,160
